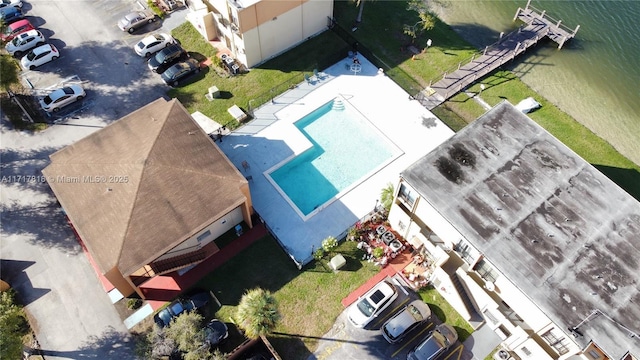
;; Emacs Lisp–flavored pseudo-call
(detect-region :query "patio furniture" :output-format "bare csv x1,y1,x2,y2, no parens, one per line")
313,69,327,80
304,73,317,85
350,63,361,75
228,105,248,122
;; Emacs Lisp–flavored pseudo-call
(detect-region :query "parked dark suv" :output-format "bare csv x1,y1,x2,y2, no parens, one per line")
147,43,187,74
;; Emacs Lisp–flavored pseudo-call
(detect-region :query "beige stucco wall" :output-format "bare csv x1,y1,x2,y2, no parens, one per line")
155,206,244,261
105,267,136,298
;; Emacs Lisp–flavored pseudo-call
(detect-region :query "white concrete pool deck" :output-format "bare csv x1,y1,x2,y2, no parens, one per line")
217,56,455,265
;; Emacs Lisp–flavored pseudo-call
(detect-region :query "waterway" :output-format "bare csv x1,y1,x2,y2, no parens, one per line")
429,0,640,166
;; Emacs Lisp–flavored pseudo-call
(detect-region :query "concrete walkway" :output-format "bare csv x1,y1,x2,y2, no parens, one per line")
218,55,455,266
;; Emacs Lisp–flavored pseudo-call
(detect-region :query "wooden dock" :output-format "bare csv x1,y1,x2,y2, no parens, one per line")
417,0,579,110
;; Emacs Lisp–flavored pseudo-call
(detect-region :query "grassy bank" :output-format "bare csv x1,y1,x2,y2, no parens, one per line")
332,0,640,199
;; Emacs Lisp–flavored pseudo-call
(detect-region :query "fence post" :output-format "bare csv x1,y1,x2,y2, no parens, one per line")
573,24,580,35
541,10,546,19
499,32,504,42
457,62,461,70
556,19,562,28
483,46,488,55
513,7,521,21
443,72,447,79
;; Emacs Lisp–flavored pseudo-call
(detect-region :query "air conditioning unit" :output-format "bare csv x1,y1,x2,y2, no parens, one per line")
493,349,517,360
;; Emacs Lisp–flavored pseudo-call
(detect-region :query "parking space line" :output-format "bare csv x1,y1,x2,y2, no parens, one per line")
443,344,464,360
390,322,433,358
372,297,410,328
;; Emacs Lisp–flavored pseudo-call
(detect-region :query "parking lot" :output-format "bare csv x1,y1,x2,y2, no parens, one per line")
312,276,468,360
15,0,185,127
1,1,190,358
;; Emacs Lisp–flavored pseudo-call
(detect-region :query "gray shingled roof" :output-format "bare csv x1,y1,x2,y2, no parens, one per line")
43,98,248,277
401,101,640,358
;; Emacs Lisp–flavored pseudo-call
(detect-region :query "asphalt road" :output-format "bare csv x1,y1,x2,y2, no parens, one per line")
311,277,467,360
1,1,189,358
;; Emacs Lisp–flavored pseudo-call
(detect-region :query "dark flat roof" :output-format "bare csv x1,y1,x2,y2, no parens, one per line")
402,101,640,358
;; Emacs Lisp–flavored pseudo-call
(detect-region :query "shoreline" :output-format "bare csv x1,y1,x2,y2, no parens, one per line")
428,2,640,168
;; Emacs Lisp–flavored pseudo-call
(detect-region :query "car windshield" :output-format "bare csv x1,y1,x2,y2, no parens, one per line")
169,302,185,315
61,87,74,95
153,34,163,41
42,95,53,105
357,298,375,317
10,36,21,45
26,50,36,60
415,337,442,359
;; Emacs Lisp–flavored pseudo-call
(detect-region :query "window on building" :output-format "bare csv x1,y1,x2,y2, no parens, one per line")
498,325,511,338
398,183,417,207
521,347,531,356
483,309,498,325
456,240,475,265
397,220,406,231
587,350,601,359
197,230,211,244
541,328,570,355
473,258,498,282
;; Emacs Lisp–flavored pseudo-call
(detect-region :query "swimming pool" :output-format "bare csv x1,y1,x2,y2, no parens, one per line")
268,97,399,218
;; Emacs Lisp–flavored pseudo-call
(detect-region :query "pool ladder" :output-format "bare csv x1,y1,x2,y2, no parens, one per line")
332,98,345,111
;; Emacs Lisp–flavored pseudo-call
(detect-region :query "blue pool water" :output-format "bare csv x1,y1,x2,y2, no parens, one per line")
269,98,396,216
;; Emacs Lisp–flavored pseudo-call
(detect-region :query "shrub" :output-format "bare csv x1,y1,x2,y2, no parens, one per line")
147,0,165,18
372,247,385,259
313,248,325,260
127,298,142,310
321,236,338,252
347,227,358,241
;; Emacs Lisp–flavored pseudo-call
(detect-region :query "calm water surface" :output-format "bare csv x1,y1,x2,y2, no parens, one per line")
431,0,640,165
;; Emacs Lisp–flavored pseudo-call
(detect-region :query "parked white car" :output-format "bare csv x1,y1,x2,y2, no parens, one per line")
347,280,398,328
134,33,174,57
21,43,59,70
5,29,45,57
39,84,85,112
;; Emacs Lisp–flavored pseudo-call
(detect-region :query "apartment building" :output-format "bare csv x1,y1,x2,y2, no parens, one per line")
388,101,640,360
187,0,333,67
43,98,253,298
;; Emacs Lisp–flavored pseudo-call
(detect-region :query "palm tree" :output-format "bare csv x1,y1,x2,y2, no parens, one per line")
380,182,395,212
235,288,281,339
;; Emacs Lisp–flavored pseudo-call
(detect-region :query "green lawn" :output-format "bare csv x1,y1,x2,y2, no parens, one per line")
196,235,479,359
195,236,379,359
465,70,640,199
331,0,640,199
418,286,474,343
169,23,349,130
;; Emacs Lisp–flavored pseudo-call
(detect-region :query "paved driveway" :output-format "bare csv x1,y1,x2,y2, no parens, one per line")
1,1,188,358
310,277,470,360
